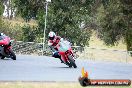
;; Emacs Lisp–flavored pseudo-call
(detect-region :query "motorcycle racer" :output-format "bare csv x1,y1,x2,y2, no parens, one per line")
48,31,63,63
0,33,16,60
0,33,8,48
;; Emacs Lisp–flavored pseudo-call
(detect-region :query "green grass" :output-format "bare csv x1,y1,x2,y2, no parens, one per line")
89,32,126,50
0,82,131,88
76,31,132,63
2,17,37,27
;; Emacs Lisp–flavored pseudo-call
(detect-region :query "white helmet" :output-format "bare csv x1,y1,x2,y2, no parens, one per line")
0,33,4,36
48,31,56,40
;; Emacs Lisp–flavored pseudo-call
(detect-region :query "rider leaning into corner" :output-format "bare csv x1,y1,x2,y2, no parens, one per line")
48,31,64,63
0,33,7,45
0,33,9,56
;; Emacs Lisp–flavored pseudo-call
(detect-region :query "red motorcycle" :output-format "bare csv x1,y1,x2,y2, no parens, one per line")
57,39,77,68
0,34,16,60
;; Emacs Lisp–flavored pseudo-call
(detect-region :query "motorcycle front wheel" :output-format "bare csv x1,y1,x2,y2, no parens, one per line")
8,49,16,60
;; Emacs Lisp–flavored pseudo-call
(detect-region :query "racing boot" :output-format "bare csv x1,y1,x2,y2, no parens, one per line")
59,56,64,63
53,52,64,63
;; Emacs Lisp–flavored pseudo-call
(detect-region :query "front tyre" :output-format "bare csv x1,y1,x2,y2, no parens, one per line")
9,49,16,60
68,55,77,68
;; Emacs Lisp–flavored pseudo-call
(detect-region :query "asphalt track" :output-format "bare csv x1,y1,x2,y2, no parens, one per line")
0,55,132,82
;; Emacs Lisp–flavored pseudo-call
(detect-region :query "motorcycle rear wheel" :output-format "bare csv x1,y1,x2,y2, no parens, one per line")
1,56,5,59
9,49,16,60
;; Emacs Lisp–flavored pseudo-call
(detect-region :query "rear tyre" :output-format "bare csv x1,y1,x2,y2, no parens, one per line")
9,49,16,60
1,56,5,59
68,55,77,68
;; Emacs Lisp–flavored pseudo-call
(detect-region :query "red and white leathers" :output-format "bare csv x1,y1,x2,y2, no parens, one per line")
48,35,64,63
0,33,10,45
48,36,61,51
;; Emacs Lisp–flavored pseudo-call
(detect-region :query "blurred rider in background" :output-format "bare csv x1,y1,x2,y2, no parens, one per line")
0,33,7,45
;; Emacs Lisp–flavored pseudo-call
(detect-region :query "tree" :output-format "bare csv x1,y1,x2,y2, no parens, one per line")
13,0,132,52
94,0,132,53
22,25,36,42
0,0,4,29
0,0,4,16
14,0,95,46
120,0,132,53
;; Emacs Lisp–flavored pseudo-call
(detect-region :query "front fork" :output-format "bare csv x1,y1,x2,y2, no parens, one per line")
4,45,12,54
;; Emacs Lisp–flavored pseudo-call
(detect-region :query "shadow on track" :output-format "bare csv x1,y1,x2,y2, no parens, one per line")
57,67,71,68
0,58,11,60
52,66,78,69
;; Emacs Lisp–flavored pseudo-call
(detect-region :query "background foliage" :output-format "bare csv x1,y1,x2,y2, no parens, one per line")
0,0,131,53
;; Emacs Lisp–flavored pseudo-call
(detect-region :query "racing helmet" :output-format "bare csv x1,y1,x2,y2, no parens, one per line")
48,31,56,40
0,33,4,36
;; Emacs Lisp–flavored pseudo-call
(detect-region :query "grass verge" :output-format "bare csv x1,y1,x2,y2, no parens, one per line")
0,82,131,88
